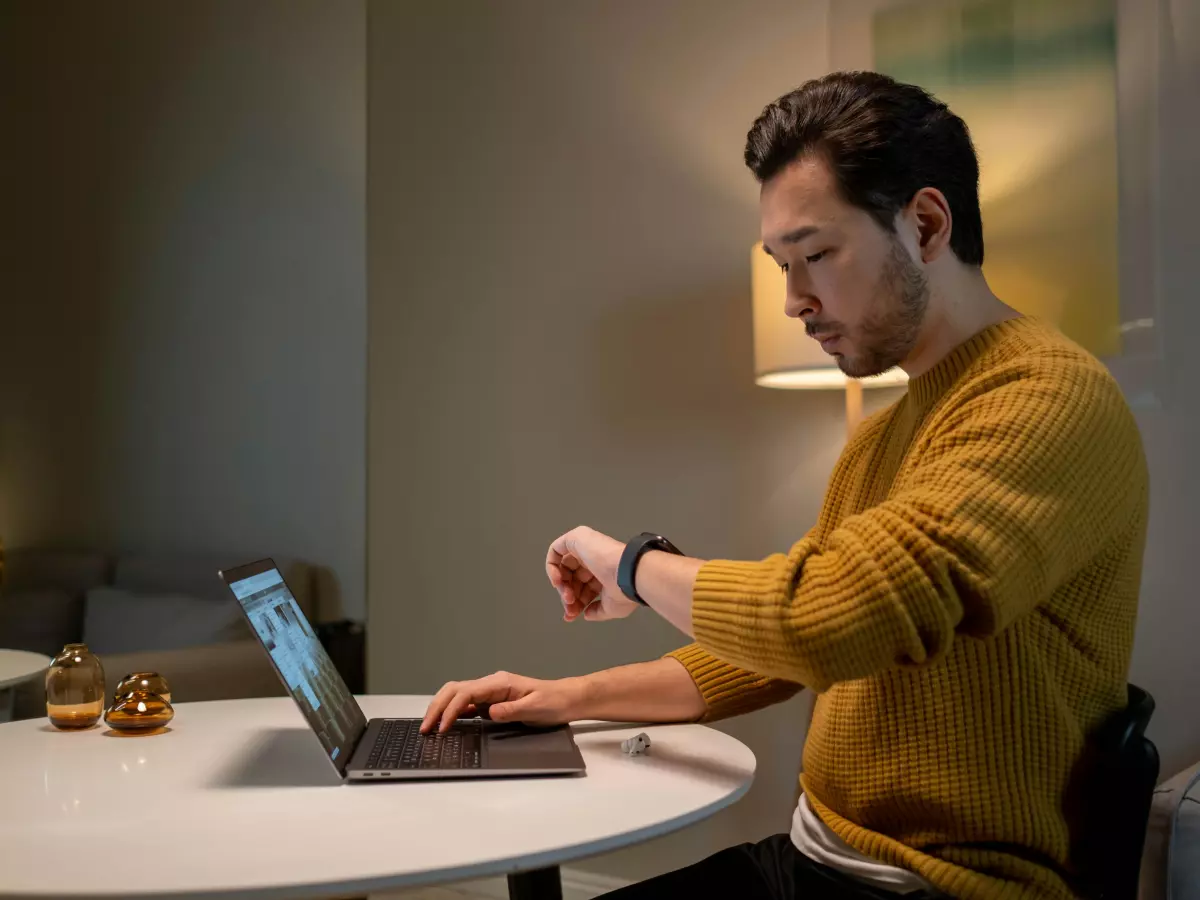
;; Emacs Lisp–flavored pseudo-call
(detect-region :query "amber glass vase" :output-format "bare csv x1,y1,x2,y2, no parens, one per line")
114,672,171,704
45,643,106,729
105,689,174,732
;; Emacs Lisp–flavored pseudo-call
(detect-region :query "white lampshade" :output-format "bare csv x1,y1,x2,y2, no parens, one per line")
751,243,908,390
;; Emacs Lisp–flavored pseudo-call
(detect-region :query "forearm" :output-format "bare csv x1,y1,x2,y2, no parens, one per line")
571,657,706,723
635,550,705,637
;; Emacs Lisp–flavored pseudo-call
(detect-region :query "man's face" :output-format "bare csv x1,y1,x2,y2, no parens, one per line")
759,156,929,378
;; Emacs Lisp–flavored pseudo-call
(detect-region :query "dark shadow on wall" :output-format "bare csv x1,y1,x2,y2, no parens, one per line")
0,4,230,548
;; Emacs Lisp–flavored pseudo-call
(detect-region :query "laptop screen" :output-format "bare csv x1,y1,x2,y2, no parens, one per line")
221,560,367,775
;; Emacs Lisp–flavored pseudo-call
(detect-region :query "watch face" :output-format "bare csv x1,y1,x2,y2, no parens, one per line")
651,535,680,555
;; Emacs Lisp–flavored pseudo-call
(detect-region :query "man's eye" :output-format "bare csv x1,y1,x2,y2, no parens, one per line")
805,250,828,264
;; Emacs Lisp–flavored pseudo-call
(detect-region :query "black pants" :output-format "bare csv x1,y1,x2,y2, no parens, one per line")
598,834,937,900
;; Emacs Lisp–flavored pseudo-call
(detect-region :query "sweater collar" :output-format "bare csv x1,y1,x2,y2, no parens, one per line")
905,316,1034,408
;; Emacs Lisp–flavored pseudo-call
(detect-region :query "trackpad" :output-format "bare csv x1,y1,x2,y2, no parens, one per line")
484,725,582,770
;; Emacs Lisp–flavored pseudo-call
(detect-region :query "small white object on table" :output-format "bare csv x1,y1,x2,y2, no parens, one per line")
0,650,49,723
0,694,755,899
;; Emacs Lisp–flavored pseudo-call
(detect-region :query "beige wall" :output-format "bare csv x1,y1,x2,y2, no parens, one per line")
367,0,856,879
0,1,368,619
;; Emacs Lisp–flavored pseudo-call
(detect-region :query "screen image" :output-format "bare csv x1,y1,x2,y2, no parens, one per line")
226,565,367,771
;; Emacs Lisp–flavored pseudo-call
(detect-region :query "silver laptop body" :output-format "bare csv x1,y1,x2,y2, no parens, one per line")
219,559,586,782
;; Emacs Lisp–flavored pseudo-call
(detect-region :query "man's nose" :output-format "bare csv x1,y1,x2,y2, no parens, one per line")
784,268,818,319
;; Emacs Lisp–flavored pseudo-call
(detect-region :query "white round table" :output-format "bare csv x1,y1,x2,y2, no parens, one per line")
0,650,49,723
0,695,755,899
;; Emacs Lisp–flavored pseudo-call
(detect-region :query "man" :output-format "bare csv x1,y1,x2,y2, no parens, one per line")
421,72,1148,899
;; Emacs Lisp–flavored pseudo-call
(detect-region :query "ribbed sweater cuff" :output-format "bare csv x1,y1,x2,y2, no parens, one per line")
665,643,799,722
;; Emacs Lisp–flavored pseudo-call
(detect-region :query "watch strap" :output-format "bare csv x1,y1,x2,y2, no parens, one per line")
617,532,683,606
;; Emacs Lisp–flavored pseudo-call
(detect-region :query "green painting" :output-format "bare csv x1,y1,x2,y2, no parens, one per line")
874,0,1119,356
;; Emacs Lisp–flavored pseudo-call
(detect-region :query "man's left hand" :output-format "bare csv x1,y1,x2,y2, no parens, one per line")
545,526,638,622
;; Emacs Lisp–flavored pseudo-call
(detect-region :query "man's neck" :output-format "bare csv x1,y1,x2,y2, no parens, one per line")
901,270,1018,379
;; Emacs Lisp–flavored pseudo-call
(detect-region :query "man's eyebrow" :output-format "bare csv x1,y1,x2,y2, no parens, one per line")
781,225,821,244
762,226,822,258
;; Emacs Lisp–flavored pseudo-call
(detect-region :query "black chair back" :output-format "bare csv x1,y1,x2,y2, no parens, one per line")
1071,684,1160,900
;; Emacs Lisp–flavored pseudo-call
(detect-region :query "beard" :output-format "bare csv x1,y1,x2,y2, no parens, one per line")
832,239,930,379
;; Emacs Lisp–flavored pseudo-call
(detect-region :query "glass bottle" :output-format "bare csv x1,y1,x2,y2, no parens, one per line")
45,643,106,729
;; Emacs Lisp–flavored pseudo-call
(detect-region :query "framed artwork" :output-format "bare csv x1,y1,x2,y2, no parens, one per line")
829,0,1165,407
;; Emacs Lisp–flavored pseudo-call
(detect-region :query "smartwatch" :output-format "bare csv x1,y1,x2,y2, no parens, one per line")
617,532,684,606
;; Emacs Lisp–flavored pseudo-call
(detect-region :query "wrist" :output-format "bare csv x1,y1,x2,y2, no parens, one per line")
633,549,665,605
564,674,597,720
619,533,684,606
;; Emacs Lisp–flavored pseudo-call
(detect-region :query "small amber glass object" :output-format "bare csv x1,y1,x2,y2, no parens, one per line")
46,643,106,729
104,689,174,732
114,672,171,704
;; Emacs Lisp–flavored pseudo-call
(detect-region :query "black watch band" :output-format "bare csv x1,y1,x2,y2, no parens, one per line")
617,532,684,606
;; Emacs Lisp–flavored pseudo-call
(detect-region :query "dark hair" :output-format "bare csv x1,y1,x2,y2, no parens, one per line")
745,71,984,266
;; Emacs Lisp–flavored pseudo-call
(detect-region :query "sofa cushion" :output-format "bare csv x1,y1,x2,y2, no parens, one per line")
1141,761,1200,900
1173,776,1200,899
100,639,286,704
112,555,315,618
83,587,249,655
0,588,83,655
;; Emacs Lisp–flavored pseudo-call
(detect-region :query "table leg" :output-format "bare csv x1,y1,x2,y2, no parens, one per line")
507,866,563,900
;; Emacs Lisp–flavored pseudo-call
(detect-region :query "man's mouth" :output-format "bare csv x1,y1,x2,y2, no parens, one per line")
813,332,840,352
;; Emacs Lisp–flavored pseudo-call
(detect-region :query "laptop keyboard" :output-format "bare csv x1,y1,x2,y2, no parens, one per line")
366,719,482,770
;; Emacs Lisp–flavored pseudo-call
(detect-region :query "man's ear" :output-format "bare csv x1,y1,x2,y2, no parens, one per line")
906,187,953,263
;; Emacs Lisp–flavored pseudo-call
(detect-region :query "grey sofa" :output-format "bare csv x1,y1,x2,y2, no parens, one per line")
0,548,341,719
1142,757,1200,899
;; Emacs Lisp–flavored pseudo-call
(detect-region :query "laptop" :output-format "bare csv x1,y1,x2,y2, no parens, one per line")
218,559,587,781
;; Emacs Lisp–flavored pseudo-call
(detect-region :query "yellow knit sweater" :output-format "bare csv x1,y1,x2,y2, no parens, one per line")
668,317,1148,900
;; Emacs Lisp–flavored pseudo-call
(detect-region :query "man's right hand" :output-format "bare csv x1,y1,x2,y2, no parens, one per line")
419,659,708,734
420,671,586,734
